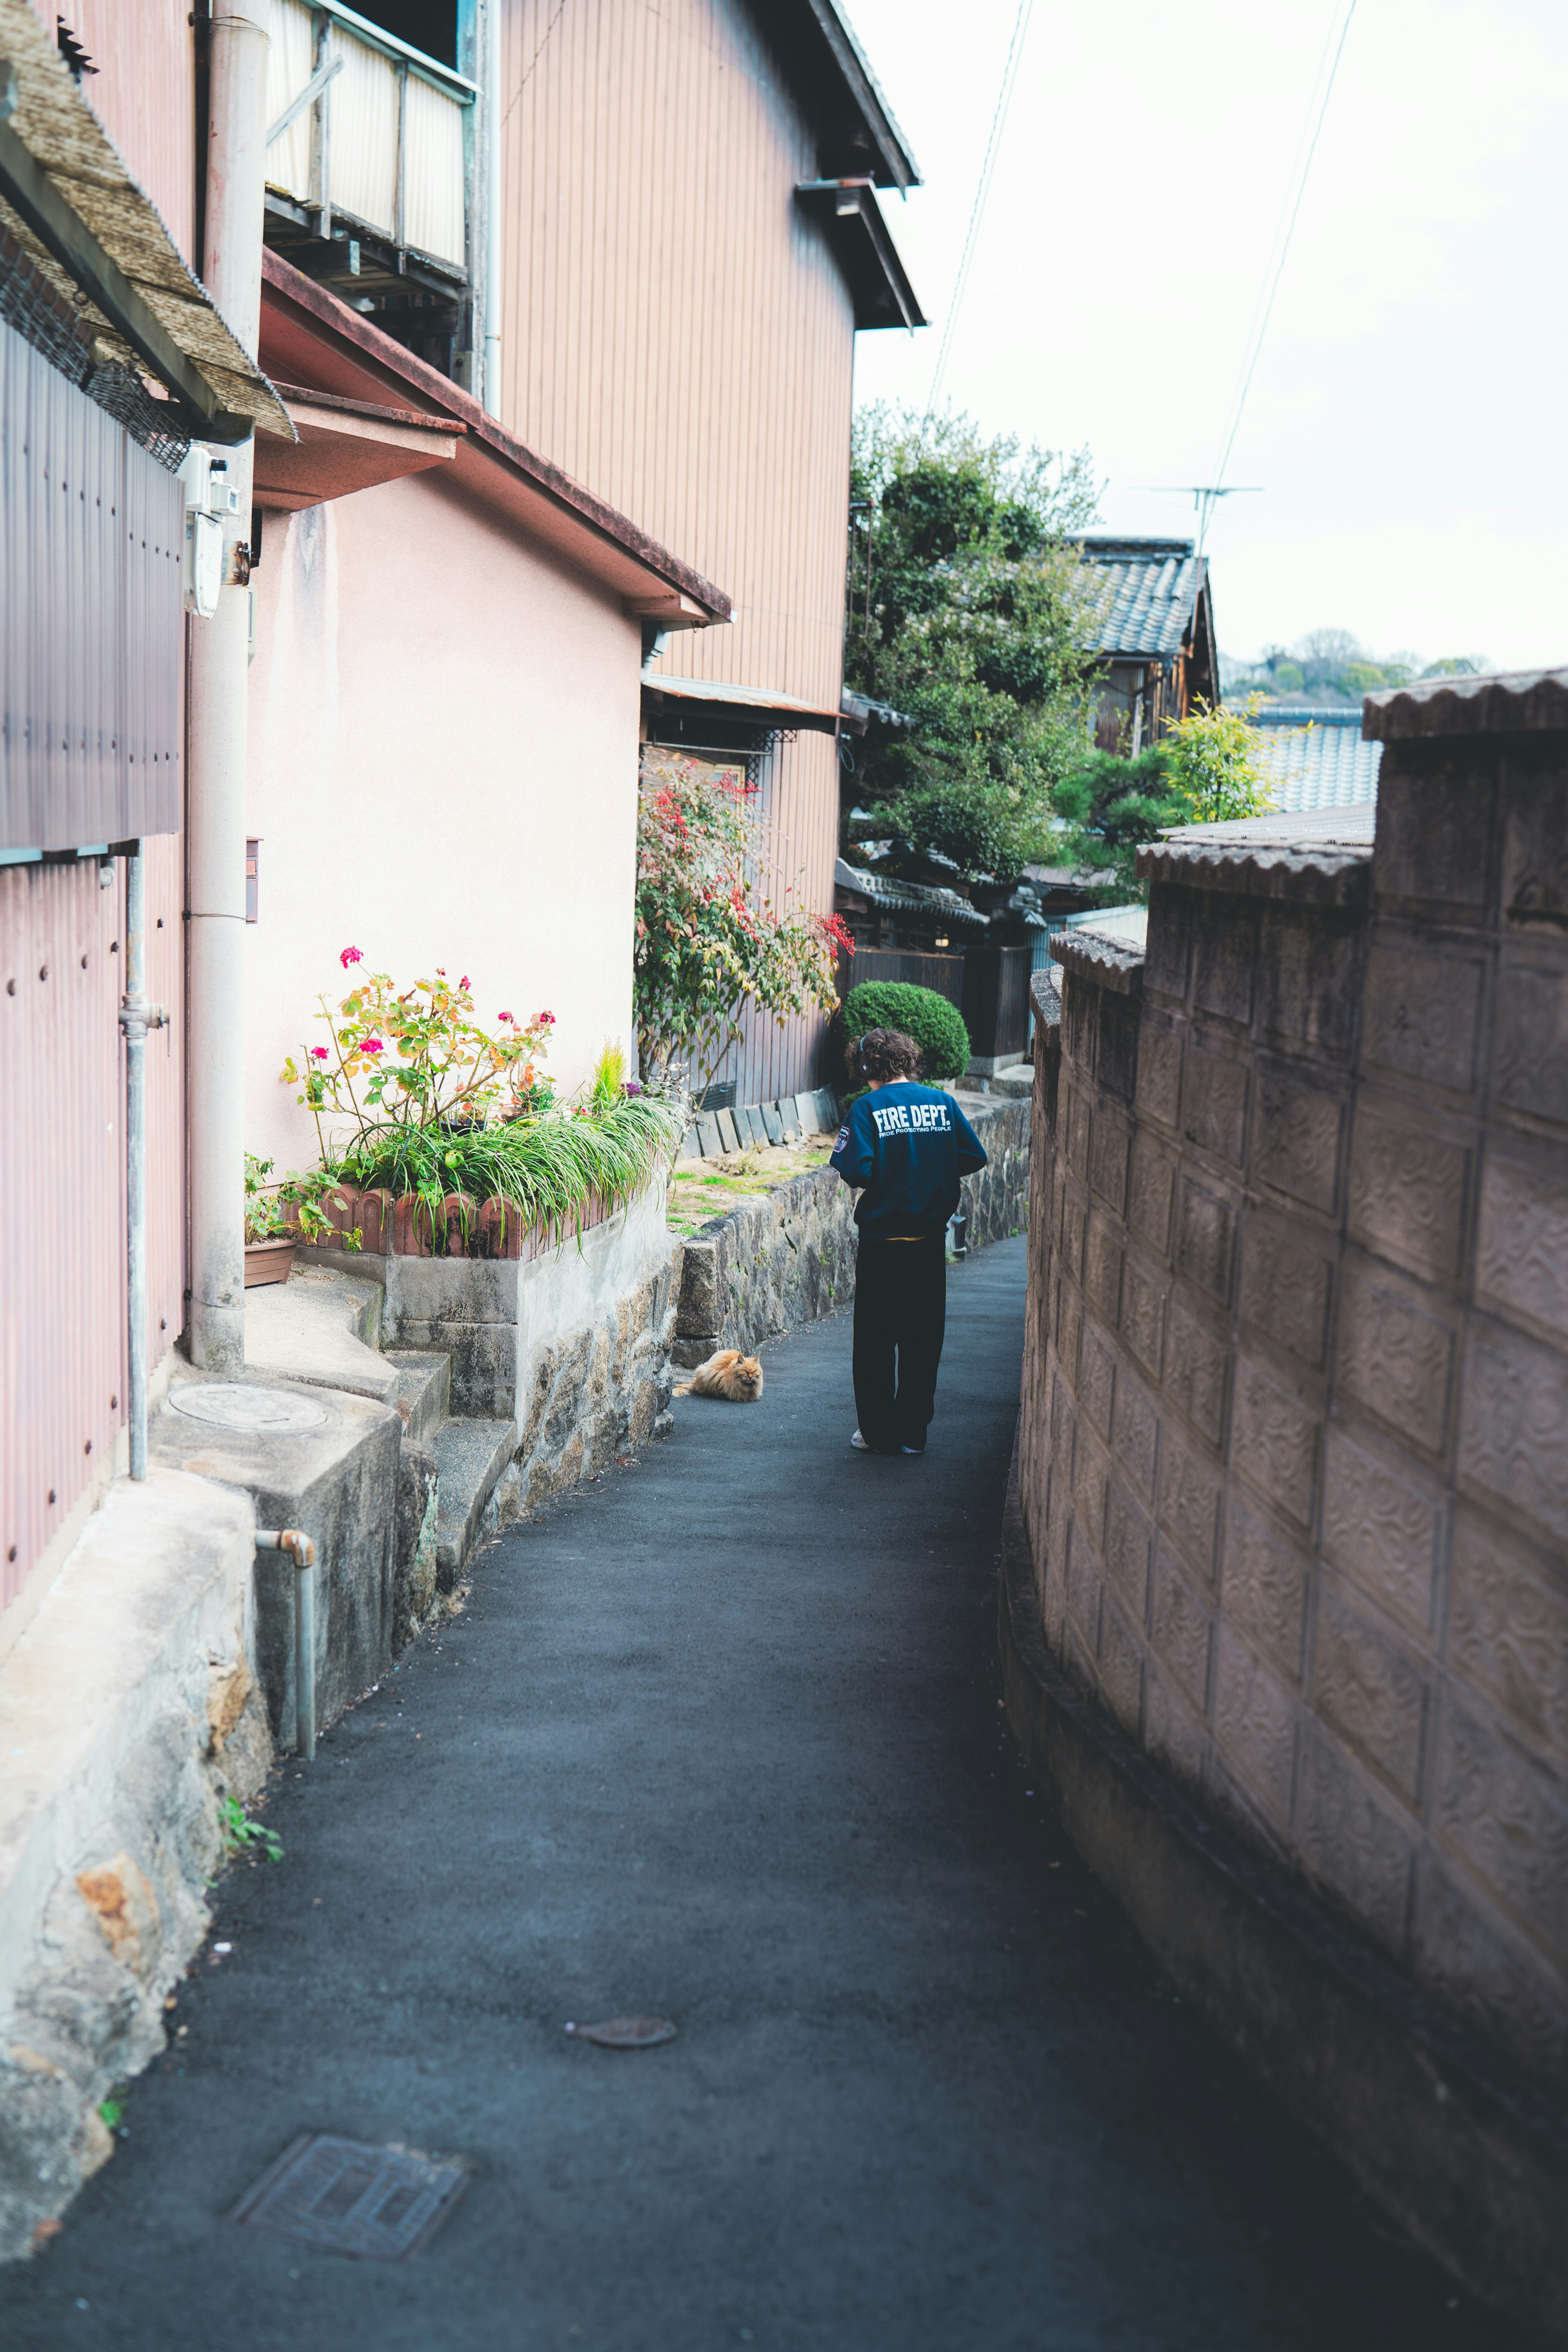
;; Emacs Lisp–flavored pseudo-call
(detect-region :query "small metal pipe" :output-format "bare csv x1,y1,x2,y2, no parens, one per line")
256,1528,318,1759
118,844,168,1479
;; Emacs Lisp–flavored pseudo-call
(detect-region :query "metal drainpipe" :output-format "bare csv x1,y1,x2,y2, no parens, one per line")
119,843,169,1478
255,1529,317,1759
483,0,502,414
187,0,268,1376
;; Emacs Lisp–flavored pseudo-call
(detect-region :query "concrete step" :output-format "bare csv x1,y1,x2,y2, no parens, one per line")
245,1267,399,1409
386,1350,452,1449
433,1417,516,1588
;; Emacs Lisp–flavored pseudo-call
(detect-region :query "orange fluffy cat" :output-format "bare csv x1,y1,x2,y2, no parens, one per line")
673,1349,764,1402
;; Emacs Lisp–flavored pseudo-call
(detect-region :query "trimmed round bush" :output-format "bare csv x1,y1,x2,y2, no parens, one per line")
840,981,969,1081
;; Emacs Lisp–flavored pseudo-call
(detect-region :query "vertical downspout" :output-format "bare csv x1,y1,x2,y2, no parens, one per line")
483,0,502,415
187,1,268,1375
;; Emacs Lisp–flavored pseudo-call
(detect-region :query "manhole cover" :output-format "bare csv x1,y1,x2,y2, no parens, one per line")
229,2134,468,2259
566,2016,678,2049
168,1384,326,1433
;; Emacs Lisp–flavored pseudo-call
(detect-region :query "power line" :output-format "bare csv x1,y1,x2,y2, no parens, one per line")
1204,0,1359,545
925,0,1035,416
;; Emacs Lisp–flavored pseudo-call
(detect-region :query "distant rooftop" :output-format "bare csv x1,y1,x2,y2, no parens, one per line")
1077,537,1207,663
1249,715,1383,812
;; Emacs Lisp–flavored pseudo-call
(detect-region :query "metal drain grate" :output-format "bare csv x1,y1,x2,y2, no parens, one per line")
229,2135,469,2259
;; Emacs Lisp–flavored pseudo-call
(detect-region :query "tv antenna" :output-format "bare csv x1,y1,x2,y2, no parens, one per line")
1146,484,1263,549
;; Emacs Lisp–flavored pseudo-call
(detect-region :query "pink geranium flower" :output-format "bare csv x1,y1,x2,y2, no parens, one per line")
340,945,363,969
310,1046,330,1060
360,1037,385,1056
497,1011,513,1025
460,974,470,990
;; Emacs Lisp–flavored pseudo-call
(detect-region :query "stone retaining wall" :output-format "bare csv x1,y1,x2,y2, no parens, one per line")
334,1185,673,1427
673,1094,1029,1368
1016,669,1568,2331
492,1239,680,1516
0,1474,269,2264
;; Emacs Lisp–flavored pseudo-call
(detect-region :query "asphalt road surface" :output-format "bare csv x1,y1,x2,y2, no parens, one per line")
0,1237,1521,2350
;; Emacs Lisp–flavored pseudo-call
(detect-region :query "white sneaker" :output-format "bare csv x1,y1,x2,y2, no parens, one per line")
850,1429,870,1451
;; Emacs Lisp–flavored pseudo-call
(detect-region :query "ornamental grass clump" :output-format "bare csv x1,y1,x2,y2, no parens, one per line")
278,961,679,1251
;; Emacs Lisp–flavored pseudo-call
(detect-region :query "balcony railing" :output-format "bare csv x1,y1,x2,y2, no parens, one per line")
261,0,473,317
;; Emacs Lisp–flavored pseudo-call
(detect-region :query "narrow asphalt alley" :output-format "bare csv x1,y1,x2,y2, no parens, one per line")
0,1239,1519,2350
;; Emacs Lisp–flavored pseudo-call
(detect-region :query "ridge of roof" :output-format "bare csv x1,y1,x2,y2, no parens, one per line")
258,251,729,621
1076,536,1196,558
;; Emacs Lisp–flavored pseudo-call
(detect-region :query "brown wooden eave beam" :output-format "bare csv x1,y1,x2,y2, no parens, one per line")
0,118,252,441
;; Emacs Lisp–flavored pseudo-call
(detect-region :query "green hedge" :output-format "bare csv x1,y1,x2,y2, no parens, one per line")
840,981,970,1081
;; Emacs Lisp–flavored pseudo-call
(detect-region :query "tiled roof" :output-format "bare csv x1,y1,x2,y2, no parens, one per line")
1249,710,1383,810
833,858,989,930
1078,538,1206,661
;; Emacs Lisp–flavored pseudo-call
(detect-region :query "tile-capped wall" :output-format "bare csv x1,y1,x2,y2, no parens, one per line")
1019,716,1568,2091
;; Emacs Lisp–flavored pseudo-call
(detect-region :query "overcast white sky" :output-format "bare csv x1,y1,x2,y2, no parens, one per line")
845,0,1567,671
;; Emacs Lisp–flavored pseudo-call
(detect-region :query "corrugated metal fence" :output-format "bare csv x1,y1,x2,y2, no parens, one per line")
0,848,185,1613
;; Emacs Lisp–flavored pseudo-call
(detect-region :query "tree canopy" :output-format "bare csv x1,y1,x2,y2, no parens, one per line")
844,407,1102,885
1222,630,1494,707
1052,702,1273,901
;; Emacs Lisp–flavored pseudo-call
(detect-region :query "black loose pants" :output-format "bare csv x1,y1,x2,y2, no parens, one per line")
851,1233,947,1454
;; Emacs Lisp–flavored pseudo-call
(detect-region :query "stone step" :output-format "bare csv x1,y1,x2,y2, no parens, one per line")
433,1417,516,1588
386,1350,452,1449
245,1267,399,1408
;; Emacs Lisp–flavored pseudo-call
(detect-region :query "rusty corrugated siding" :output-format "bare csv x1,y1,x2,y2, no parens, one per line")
0,312,185,852
0,843,185,1612
1,861,121,1605
499,0,853,1102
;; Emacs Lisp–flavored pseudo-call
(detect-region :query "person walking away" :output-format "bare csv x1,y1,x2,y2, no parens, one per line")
829,1027,987,1456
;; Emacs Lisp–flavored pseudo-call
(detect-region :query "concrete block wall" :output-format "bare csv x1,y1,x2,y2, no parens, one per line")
1018,671,1568,2096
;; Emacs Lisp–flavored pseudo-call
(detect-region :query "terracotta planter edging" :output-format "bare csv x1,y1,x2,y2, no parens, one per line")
298,1182,621,1261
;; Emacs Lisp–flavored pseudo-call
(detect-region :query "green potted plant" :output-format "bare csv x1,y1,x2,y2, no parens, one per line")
244,1155,359,1286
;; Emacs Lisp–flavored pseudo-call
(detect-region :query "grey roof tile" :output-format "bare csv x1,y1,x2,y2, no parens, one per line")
1250,715,1383,810
1079,537,1205,660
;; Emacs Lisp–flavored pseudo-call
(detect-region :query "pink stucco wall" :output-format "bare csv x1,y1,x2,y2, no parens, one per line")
245,466,644,1177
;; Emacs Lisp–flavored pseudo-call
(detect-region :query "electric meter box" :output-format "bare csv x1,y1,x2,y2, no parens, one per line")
177,446,241,620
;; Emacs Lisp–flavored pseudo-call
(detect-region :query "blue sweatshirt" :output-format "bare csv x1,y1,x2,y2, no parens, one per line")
829,1082,988,1239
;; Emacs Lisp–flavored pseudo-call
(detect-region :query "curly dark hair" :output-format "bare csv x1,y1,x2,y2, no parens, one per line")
848,1026,922,1087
